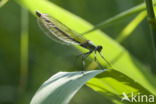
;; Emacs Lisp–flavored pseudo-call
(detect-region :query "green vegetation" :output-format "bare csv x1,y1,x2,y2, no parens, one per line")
0,0,156,104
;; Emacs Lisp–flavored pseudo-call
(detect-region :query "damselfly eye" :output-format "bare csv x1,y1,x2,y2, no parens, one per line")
97,45,102,52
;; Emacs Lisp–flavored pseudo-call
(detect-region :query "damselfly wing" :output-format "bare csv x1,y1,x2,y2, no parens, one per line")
36,11,86,45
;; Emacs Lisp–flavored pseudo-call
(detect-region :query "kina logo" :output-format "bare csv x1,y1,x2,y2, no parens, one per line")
121,92,155,103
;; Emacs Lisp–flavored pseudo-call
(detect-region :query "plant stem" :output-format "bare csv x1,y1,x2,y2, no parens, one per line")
18,7,29,101
145,0,156,61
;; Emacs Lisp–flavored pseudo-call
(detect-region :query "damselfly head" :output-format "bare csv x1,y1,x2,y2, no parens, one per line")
97,45,102,52
36,11,41,17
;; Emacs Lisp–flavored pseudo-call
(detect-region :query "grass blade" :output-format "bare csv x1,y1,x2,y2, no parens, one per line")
30,70,105,104
83,3,147,34
0,0,8,7
116,11,147,43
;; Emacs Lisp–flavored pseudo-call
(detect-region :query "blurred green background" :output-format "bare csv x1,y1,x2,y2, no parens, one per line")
0,0,155,104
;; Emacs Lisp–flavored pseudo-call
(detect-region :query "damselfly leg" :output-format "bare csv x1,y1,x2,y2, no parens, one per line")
76,50,105,70
98,51,112,68
81,51,93,70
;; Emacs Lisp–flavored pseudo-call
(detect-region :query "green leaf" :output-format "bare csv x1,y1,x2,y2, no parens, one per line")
86,69,154,103
83,3,146,34
16,0,156,102
83,1,156,34
0,0,8,7
30,70,105,104
116,11,147,43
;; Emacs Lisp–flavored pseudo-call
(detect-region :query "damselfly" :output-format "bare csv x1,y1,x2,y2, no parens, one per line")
36,11,111,69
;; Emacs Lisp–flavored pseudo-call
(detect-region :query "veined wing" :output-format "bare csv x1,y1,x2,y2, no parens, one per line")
36,11,87,45
37,18,70,45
